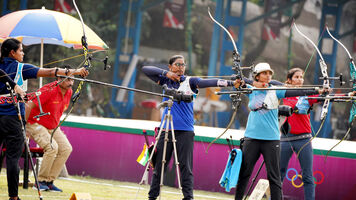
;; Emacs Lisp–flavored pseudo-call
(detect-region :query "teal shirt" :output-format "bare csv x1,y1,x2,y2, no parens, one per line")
244,85,286,140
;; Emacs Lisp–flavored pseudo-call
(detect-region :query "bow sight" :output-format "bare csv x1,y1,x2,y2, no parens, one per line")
162,85,193,103
319,73,345,86
89,55,110,70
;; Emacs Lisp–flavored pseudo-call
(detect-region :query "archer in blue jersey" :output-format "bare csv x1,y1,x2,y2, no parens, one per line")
143,55,240,200
0,38,88,200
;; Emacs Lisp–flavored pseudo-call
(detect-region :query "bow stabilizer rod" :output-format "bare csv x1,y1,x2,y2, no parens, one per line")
57,75,173,99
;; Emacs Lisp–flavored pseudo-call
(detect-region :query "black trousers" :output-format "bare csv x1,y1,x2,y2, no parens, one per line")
0,115,25,198
235,139,282,200
148,130,194,200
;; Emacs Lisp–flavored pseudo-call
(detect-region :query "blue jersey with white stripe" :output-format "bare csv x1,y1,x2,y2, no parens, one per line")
244,85,286,140
158,75,200,131
0,57,39,115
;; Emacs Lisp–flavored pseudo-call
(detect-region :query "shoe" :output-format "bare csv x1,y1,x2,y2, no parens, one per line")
47,181,63,192
9,197,21,200
33,181,49,191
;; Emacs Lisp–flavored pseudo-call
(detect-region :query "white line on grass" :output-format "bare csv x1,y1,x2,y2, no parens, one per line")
60,177,232,200
0,193,68,199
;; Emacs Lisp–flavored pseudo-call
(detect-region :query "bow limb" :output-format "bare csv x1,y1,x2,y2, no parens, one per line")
50,0,91,145
206,106,237,153
324,26,356,161
205,8,244,153
207,8,243,80
293,23,330,157
208,7,239,54
296,119,325,158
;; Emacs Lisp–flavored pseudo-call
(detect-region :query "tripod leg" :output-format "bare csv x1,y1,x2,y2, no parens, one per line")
159,113,171,200
23,142,29,189
138,118,166,185
23,137,43,200
135,115,167,200
17,116,43,199
169,116,182,190
17,108,43,199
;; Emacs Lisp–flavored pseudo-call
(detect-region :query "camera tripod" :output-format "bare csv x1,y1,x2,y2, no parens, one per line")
137,98,182,200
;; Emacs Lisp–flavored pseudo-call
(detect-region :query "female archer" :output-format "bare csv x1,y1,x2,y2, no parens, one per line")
279,67,318,200
142,54,241,200
279,67,355,200
0,38,88,200
234,63,329,200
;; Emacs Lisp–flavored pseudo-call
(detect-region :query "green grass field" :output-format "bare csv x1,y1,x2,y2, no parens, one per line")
0,169,234,200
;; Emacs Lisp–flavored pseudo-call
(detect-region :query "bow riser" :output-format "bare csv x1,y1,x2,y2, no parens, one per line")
319,59,330,121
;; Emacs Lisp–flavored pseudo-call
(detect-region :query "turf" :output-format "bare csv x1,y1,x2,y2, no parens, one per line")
0,169,234,200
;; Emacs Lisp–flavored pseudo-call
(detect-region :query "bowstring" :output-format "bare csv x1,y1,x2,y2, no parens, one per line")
292,26,327,158
0,49,105,80
302,27,326,78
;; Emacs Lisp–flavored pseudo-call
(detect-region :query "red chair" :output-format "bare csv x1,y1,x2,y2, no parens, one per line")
0,143,44,189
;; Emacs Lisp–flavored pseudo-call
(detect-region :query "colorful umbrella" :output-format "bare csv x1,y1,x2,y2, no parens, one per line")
0,7,108,50
0,7,108,86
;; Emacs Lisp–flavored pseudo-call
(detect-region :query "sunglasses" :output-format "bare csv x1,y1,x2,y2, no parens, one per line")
174,63,186,67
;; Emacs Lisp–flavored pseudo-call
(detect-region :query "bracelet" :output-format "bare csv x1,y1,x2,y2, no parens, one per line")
54,67,59,77
65,68,70,76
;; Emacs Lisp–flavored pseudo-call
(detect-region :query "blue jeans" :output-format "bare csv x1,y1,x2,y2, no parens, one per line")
280,133,315,200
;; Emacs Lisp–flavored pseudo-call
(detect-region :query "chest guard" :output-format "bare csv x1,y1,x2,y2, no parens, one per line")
264,88,279,109
13,63,28,91
251,87,279,111
178,77,197,97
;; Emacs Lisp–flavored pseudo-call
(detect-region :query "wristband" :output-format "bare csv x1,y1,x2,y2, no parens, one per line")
54,67,59,77
162,70,168,76
217,79,228,87
65,68,70,76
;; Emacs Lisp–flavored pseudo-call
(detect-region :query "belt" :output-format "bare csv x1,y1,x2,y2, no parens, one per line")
280,133,312,142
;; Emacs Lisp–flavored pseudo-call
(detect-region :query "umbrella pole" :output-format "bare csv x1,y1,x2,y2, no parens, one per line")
39,39,44,87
